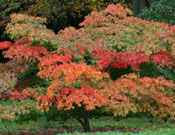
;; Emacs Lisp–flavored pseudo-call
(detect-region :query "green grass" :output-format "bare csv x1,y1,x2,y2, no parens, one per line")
57,116,174,129
0,120,63,132
0,121,39,132
0,116,175,134
61,128,175,135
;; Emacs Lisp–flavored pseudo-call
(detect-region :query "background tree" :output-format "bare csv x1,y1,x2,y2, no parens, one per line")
0,0,132,42
140,0,175,25
133,0,146,16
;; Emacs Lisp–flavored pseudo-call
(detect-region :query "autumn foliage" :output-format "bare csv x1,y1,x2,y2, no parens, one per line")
93,50,175,71
58,4,175,56
105,73,175,119
0,36,47,95
0,3,175,132
37,62,109,111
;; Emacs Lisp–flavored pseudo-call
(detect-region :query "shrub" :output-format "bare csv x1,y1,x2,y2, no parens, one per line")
0,63,18,94
6,14,61,51
0,99,37,122
0,37,49,96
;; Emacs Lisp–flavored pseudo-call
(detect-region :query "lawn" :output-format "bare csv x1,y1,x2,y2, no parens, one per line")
1,116,175,135
62,129,175,135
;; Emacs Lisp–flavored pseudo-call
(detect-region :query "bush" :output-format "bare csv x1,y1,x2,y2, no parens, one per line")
0,99,37,122
141,0,175,25
6,14,61,51
0,37,50,98
0,63,17,94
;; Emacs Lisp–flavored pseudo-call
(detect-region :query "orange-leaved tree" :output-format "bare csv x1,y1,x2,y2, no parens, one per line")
37,56,110,132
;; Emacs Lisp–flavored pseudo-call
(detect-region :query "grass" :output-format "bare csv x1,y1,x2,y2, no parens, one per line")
61,128,175,135
0,116,175,134
56,116,175,129
0,121,39,132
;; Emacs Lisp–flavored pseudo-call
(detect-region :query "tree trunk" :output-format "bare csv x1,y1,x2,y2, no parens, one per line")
76,110,91,132
83,111,90,132
133,0,146,16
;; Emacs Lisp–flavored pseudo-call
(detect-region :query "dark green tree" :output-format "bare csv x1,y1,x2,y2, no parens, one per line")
141,0,175,25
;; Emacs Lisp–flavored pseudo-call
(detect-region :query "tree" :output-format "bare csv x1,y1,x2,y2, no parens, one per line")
133,0,147,16
37,60,110,132
140,0,175,25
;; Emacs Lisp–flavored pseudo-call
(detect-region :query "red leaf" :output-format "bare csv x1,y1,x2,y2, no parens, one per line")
0,41,12,50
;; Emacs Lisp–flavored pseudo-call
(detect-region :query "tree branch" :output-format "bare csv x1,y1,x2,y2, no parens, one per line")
75,118,84,127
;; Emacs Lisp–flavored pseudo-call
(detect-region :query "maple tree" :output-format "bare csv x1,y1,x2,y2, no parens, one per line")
92,50,175,81
104,73,175,120
6,13,61,52
0,36,48,95
92,51,150,71
37,60,110,132
58,4,175,55
0,37,109,131
36,44,175,131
